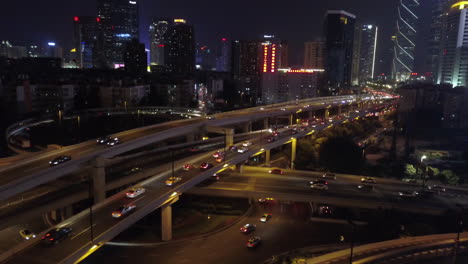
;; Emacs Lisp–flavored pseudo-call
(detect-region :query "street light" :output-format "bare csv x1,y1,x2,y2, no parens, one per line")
420,155,427,188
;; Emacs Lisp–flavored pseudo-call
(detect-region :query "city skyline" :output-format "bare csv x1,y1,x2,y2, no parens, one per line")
1,0,401,72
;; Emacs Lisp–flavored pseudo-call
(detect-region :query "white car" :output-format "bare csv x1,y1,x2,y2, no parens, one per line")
242,141,253,147
398,191,419,198
112,204,136,218
19,229,36,240
238,147,249,153
125,187,146,198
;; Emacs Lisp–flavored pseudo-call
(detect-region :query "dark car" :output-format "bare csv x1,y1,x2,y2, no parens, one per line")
228,145,238,151
200,162,214,170
246,237,262,248
41,227,72,245
268,168,284,175
49,156,71,166
96,136,111,144
240,224,256,234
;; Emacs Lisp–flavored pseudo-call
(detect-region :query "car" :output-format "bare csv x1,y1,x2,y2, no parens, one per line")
268,168,284,175
428,185,446,192
319,206,332,216
96,136,111,144
322,173,336,180
126,187,146,198
281,108,286,111
310,180,329,190
240,224,256,234
260,107,265,111
215,156,225,163
41,227,72,245
267,136,276,143
213,151,225,158
106,137,120,146
19,229,36,240
112,204,136,218
206,116,215,120
242,141,253,147
361,177,376,184
49,156,71,166
258,197,275,203
260,213,272,222
228,145,238,151
238,147,249,153
200,162,214,170
398,191,419,198
290,129,298,135
357,184,374,192
182,164,194,171
165,177,182,186
246,236,262,248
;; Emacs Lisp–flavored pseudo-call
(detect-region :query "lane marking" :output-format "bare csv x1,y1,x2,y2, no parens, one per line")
71,224,96,240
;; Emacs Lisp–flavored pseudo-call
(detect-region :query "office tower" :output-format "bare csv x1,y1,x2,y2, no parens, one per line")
427,0,451,79
73,16,104,68
261,35,282,73
351,24,378,85
149,18,171,66
231,40,262,105
0,41,27,59
216,37,230,72
164,19,195,74
97,0,139,68
438,1,468,87
124,39,147,74
45,42,63,59
196,44,214,70
304,41,325,69
279,41,289,68
324,10,356,91
392,0,420,81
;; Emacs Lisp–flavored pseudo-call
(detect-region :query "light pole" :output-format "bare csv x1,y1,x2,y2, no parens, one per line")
420,155,427,188
452,205,464,264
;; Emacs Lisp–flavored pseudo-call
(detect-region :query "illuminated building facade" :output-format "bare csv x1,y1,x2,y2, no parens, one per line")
73,16,105,68
324,10,356,91
304,41,325,69
392,0,420,81
216,37,230,72
351,24,378,85
427,0,450,79
149,18,171,66
164,19,195,74
261,68,323,104
97,0,139,68
439,1,468,87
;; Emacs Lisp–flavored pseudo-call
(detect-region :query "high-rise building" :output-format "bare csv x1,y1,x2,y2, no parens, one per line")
304,41,325,69
149,18,171,66
324,10,356,91
231,40,262,105
279,41,289,68
97,0,139,68
196,44,214,70
438,1,468,87
351,24,378,85
392,0,420,81
73,16,104,68
427,0,450,79
216,37,230,72
124,39,147,74
261,35,281,73
0,41,27,59
164,19,195,74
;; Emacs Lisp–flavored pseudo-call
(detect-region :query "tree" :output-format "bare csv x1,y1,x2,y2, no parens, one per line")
404,164,417,178
318,136,363,174
441,170,459,185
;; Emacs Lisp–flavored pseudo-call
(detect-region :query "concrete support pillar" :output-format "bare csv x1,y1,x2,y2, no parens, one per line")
243,122,252,133
265,149,271,164
225,128,234,148
324,110,330,120
185,133,195,143
289,114,293,126
263,118,269,130
161,204,173,241
236,164,244,173
92,157,107,204
291,138,297,170
308,111,314,120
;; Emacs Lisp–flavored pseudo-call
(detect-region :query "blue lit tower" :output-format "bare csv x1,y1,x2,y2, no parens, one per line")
392,0,420,81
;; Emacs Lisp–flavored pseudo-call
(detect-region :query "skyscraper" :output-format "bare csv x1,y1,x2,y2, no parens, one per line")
73,16,104,68
438,1,468,87
261,35,281,73
351,24,378,85
427,0,450,79
124,39,147,74
149,18,171,66
324,10,356,91
304,41,325,69
164,19,195,74
216,37,230,72
97,0,139,68
392,0,420,81
231,40,262,105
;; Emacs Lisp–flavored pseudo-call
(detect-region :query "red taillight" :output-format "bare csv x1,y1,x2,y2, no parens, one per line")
50,238,54,241
41,236,45,239
46,234,50,236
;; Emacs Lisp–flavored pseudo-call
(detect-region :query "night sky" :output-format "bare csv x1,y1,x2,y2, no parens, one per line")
0,0,430,73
